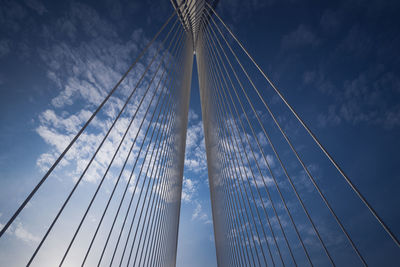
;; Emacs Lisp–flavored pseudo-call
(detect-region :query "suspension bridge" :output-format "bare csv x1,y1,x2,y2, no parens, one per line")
0,0,399,266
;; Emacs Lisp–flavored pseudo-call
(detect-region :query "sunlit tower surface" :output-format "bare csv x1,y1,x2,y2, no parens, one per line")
0,0,399,266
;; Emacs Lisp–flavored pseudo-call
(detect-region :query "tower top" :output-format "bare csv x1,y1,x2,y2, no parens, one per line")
170,0,219,43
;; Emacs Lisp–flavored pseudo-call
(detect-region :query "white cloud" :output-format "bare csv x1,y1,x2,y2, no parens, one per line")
184,112,207,174
191,201,203,220
36,125,73,153
191,201,212,224
188,109,199,121
13,223,40,244
2,221,40,245
181,177,198,203
33,2,170,185
36,152,57,172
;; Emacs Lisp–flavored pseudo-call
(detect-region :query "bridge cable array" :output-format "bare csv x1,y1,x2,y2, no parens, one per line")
196,2,400,266
0,6,193,266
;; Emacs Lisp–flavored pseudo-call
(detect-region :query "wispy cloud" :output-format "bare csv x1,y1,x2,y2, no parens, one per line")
191,201,212,224
0,214,40,245
184,110,207,175
281,24,320,50
13,223,40,244
32,2,162,185
181,177,198,203
305,66,400,128
24,0,47,15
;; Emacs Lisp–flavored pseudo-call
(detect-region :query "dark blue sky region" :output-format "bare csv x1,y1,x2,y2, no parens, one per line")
0,0,400,266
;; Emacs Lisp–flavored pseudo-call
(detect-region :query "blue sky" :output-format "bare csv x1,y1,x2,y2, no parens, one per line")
0,0,400,266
